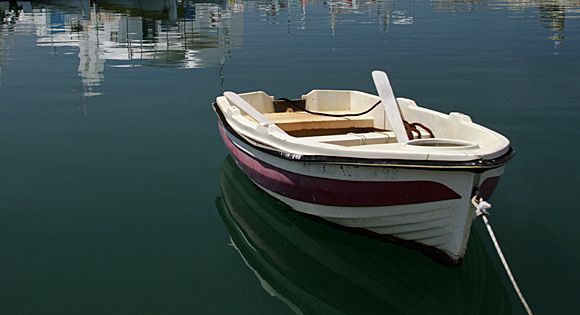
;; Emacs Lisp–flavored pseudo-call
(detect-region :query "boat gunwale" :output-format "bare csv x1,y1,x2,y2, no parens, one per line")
213,103,515,172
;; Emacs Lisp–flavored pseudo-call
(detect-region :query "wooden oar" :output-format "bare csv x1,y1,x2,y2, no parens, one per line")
372,71,410,143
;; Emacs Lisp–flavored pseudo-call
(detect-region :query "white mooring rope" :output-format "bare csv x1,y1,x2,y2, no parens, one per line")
471,196,533,315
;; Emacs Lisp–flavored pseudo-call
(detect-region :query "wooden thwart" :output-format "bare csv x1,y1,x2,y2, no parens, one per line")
262,111,374,132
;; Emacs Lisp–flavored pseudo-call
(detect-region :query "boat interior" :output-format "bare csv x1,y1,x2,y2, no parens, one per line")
265,98,387,138
215,71,510,160
222,90,474,147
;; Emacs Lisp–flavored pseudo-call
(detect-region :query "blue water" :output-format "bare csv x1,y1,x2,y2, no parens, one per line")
1,0,579,314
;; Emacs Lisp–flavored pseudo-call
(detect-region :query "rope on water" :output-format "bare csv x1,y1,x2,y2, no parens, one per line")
472,196,533,315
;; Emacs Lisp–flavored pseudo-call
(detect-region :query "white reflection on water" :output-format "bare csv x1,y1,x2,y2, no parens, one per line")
0,0,579,96
0,0,244,97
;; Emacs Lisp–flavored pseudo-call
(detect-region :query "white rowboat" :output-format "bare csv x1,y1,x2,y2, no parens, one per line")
213,71,513,264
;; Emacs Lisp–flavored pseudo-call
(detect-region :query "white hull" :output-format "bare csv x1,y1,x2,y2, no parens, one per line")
224,126,504,264
258,185,473,262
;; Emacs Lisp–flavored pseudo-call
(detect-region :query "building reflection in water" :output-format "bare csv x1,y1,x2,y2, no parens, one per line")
0,0,418,99
432,0,580,54
431,0,486,12
500,0,580,53
248,0,416,34
537,0,567,52
326,0,415,35
0,0,579,95
0,0,244,99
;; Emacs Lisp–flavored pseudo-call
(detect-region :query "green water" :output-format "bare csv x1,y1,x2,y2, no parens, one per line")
218,156,513,314
1,0,578,314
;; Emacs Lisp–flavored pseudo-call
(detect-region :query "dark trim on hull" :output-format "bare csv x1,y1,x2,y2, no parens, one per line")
213,103,514,172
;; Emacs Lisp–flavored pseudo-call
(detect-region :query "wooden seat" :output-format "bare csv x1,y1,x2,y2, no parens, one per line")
262,111,374,134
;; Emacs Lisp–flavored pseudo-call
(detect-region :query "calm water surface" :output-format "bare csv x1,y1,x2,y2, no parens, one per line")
1,0,579,314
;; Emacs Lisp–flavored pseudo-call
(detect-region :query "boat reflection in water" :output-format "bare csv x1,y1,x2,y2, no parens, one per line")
216,156,513,315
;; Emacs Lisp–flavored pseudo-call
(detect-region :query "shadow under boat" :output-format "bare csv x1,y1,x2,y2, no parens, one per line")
216,156,513,315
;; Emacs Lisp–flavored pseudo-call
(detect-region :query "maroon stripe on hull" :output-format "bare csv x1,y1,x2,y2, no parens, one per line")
218,123,461,207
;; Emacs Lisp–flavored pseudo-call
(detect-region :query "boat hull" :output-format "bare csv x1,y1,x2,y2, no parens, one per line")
218,122,504,264
216,156,513,314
